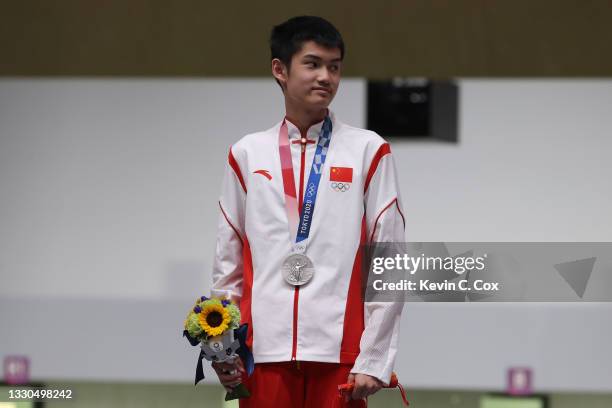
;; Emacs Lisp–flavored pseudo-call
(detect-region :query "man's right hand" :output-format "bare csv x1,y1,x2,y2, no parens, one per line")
211,359,245,391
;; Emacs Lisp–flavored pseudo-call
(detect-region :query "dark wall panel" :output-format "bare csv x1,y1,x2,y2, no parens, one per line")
1,0,611,76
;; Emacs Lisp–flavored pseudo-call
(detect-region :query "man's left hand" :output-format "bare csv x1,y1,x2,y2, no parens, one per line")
346,373,384,401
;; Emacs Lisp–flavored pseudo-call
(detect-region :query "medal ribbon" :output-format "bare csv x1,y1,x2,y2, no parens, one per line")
278,116,332,253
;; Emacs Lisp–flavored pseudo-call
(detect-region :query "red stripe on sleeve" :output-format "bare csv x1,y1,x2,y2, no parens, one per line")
364,143,391,193
369,198,404,243
228,147,247,193
240,238,254,350
218,201,243,245
395,199,406,230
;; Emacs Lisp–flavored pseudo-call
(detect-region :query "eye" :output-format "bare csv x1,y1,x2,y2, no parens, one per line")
329,64,339,73
305,61,317,68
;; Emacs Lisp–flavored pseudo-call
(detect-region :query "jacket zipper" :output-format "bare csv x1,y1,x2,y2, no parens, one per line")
291,135,308,362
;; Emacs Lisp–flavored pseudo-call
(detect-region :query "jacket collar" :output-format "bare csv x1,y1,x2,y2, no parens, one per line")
284,109,336,141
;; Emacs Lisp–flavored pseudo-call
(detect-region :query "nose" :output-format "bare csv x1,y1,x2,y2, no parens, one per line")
317,66,331,85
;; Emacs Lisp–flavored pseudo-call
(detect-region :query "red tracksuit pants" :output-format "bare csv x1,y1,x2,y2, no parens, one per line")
239,361,367,408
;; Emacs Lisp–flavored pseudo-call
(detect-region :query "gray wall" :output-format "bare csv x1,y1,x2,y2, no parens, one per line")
0,79,611,391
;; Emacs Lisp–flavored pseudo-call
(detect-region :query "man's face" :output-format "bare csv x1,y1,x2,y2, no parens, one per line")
278,41,342,110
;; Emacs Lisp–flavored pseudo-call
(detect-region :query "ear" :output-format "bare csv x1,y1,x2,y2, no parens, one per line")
271,58,288,89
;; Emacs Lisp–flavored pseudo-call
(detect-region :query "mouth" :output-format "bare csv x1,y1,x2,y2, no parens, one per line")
312,87,331,95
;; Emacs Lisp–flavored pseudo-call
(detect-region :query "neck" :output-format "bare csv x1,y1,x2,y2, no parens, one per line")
285,105,327,135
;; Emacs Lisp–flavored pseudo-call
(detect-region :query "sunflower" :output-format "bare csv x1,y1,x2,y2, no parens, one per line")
198,302,231,337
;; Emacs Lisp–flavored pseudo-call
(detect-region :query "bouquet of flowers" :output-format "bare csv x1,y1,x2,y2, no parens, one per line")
183,296,253,400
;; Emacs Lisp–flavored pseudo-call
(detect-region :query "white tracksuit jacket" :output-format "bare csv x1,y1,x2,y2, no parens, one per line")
211,111,405,385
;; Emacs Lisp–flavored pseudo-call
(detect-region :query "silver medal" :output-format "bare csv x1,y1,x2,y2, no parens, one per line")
282,253,315,286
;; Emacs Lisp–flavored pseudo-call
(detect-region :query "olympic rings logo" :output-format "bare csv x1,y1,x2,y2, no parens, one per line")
330,182,350,192
307,184,316,196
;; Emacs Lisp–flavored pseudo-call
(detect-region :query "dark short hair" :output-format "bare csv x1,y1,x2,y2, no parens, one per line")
270,16,345,72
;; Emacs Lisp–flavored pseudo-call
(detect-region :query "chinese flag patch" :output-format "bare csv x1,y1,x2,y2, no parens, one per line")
330,167,353,182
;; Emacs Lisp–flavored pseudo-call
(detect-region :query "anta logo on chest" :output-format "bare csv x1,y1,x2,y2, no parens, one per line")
329,167,352,192
253,169,272,180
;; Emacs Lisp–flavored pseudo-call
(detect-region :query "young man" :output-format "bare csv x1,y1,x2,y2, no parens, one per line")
211,16,405,407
